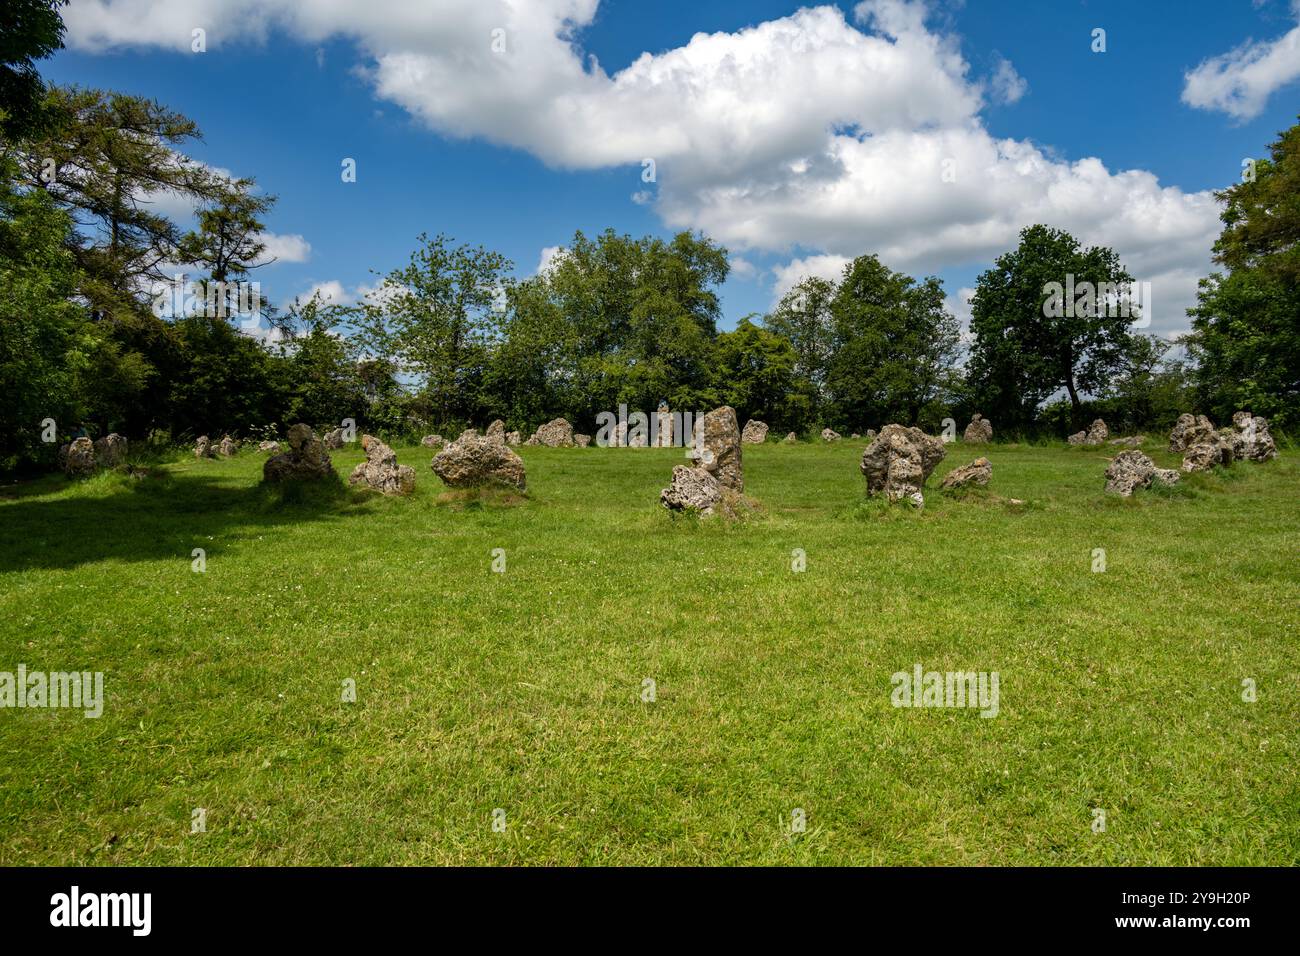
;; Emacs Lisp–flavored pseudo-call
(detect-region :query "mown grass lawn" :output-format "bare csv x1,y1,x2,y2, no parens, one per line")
0,438,1296,865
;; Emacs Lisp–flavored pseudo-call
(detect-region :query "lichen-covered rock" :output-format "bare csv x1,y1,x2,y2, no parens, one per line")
1105,449,1180,496
195,436,215,459
64,437,96,477
263,423,335,482
1232,411,1278,462
323,427,345,450
504,431,521,446
574,434,591,448
784,432,798,443
940,457,992,490
485,419,506,444
660,464,722,514
1169,413,1216,453
431,432,526,490
963,414,993,443
1067,431,1086,445
860,424,946,506
1109,436,1145,447
421,434,444,449
1181,436,1235,473
689,406,743,491
532,418,574,447
258,440,280,453
218,434,238,457
348,435,415,495
1085,419,1108,445
93,433,127,468
821,428,840,442
741,420,769,444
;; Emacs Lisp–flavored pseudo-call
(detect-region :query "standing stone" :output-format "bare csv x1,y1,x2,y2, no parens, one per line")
1085,419,1108,445
1109,436,1145,447
1169,413,1216,453
860,424,947,507
865,429,877,439
195,436,215,459
486,420,506,444
741,420,769,444
504,431,521,446
323,427,345,450
1105,450,1180,496
421,434,444,449
784,432,798,443
259,440,281,453
218,434,238,457
654,405,675,447
660,464,722,515
431,431,526,490
64,437,96,477
93,433,128,468
532,418,574,447
1181,435,1235,473
349,435,415,495
263,424,335,482
1232,411,1278,462
940,457,992,490
963,414,993,443
574,434,591,447
690,405,743,492
821,428,841,442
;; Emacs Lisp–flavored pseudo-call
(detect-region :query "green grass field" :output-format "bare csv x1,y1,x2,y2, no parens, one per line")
1,439,1296,865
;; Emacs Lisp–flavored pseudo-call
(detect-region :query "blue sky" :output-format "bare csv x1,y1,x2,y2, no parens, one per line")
44,0,1300,338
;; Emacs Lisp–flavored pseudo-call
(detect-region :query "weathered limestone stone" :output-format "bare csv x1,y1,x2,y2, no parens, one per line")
654,406,675,447
64,437,96,477
1181,435,1235,473
420,434,444,449
741,420,769,444
860,424,947,507
821,428,841,442
93,433,127,468
195,436,216,458
258,440,281,453
784,432,798,443
1109,436,1145,447
263,423,335,482
431,432,526,490
660,464,722,515
504,431,521,446
218,434,238,457
1105,449,1180,496
574,434,591,447
348,435,415,495
940,457,992,490
323,427,345,449
532,418,574,447
1085,419,1108,445
1232,411,1278,462
485,419,506,444
963,414,993,443
864,428,877,440
689,405,743,491
1169,413,1216,453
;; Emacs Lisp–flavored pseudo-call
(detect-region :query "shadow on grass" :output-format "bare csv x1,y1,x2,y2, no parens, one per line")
0,468,367,573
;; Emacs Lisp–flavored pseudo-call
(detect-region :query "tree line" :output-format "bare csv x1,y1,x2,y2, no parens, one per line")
1,1,1296,474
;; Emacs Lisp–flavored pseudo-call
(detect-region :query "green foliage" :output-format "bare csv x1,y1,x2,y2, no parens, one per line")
712,317,803,430
1185,118,1300,431
825,254,961,431
0,160,86,471
968,224,1136,432
0,0,66,140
